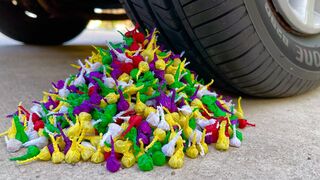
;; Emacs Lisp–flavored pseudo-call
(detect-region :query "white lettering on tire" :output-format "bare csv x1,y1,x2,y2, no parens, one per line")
296,45,320,67
265,2,289,47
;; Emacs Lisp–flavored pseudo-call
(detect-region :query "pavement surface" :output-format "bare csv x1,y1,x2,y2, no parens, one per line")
0,30,320,180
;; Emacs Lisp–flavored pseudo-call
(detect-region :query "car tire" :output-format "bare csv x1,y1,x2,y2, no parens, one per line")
0,1,88,45
120,0,320,97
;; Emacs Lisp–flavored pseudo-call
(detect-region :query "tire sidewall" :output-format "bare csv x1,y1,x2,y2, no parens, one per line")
244,0,320,80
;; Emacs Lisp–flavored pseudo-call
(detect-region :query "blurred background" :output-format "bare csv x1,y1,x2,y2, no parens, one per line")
0,19,133,45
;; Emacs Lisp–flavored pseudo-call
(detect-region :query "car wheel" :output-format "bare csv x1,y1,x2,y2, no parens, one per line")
121,0,320,97
0,1,88,45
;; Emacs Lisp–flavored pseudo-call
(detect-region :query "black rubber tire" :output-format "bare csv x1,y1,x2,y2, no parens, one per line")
0,2,88,45
120,0,320,97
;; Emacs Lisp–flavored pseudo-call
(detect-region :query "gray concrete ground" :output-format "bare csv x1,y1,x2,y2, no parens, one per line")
0,30,320,180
